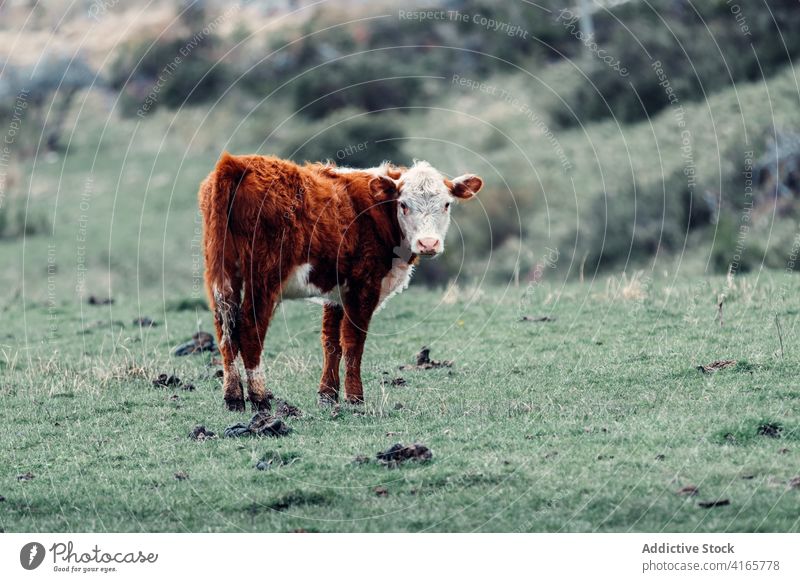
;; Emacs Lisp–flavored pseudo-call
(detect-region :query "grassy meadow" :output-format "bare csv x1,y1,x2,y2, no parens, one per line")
3,0,800,533
2,270,800,532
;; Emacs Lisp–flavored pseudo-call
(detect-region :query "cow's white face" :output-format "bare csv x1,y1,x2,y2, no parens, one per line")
370,161,483,257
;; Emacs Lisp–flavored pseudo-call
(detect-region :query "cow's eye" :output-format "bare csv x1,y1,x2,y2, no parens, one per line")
400,202,410,215
444,202,451,212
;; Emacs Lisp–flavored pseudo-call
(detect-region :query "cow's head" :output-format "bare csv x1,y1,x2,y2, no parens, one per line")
370,161,483,257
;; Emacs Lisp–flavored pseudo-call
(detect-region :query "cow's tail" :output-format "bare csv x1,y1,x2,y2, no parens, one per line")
204,152,247,348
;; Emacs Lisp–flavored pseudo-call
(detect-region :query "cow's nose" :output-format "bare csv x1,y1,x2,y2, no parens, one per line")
418,238,440,254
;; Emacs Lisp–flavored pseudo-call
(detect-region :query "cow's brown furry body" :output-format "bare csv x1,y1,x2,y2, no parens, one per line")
199,153,409,410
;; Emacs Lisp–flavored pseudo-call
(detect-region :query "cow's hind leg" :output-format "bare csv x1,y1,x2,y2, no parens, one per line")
318,303,344,405
239,281,279,411
213,285,245,411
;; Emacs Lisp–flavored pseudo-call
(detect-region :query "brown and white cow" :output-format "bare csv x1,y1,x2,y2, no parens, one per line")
198,153,483,411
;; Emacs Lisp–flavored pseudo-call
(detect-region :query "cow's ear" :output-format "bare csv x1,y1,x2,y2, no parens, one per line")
369,175,397,199
449,174,483,200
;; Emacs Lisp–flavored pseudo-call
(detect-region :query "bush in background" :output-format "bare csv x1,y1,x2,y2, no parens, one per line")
556,0,800,127
282,111,407,167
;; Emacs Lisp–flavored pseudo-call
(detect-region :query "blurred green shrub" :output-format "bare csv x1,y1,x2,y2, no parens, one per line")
109,35,231,117
281,111,406,167
580,171,697,270
555,0,800,126
238,0,574,120
0,191,50,239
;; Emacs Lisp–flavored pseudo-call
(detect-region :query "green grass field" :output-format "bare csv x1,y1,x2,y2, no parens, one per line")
2,46,799,534
2,272,799,532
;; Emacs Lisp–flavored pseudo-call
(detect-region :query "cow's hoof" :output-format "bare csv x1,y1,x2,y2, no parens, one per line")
317,393,338,407
344,396,364,405
224,398,246,412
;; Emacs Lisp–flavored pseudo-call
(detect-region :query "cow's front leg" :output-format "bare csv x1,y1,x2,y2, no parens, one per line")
318,303,344,405
340,286,380,404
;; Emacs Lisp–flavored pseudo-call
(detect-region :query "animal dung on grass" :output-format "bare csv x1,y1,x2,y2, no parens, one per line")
16,471,34,481
173,331,217,356
757,422,783,438
152,373,195,391
697,359,736,374
399,347,453,371
697,499,730,509
87,295,114,305
224,411,292,438
133,317,157,327
174,471,190,481
376,442,432,466
519,315,556,322
188,425,216,441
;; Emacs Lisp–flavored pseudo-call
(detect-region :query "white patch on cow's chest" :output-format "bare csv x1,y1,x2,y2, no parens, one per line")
281,263,346,305
377,262,415,311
